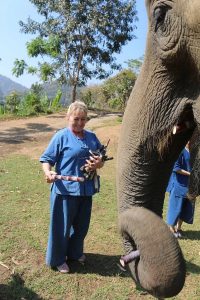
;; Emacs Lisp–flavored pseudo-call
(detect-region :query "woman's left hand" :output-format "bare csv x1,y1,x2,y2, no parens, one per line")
85,155,104,171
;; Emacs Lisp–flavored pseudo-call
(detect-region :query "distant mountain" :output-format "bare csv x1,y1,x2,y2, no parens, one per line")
0,74,83,105
0,74,28,102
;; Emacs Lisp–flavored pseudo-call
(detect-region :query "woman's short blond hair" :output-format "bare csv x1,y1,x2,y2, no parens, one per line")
67,100,88,116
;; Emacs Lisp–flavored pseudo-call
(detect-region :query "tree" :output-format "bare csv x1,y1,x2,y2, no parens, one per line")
81,69,136,110
81,84,106,109
5,91,21,114
102,69,136,109
13,0,137,102
125,55,144,75
12,59,28,77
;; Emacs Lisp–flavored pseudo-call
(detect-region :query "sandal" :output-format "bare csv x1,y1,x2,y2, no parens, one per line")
78,254,86,263
57,262,70,273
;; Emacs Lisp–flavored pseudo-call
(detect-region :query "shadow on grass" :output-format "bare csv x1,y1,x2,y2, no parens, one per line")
68,253,149,296
0,274,44,300
181,230,200,241
68,253,131,277
186,260,200,275
0,123,53,145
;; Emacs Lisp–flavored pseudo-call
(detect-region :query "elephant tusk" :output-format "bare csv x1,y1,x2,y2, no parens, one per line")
173,121,194,135
172,124,185,134
173,125,178,134
120,250,140,267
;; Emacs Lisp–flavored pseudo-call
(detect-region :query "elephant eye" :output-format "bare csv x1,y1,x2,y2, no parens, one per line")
153,6,169,32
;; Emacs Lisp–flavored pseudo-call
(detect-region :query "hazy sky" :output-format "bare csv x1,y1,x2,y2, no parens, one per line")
0,0,148,88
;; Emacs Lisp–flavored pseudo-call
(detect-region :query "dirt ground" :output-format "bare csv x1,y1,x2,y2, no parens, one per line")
0,112,121,159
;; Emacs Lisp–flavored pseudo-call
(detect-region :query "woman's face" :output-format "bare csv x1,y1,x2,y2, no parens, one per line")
68,109,87,133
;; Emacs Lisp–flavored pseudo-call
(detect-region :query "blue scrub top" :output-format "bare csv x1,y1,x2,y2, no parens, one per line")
166,148,191,196
40,128,102,196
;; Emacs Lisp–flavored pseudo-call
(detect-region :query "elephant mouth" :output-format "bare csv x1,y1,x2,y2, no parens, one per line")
172,105,195,135
157,104,195,157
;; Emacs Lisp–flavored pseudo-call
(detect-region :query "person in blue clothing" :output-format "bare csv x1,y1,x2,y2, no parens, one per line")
40,100,104,273
166,141,196,238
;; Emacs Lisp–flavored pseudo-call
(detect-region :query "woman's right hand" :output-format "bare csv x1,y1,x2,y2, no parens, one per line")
45,170,57,183
186,192,196,201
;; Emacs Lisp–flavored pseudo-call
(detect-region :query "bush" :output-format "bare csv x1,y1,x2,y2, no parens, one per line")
5,91,21,114
51,89,62,110
81,69,136,111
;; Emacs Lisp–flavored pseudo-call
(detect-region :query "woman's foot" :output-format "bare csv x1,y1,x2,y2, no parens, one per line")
67,254,86,263
169,226,179,238
57,262,70,273
173,232,179,238
177,230,183,238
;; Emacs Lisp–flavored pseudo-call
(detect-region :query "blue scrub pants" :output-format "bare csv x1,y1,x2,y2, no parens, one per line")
46,192,92,267
167,194,184,226
167,194,195,226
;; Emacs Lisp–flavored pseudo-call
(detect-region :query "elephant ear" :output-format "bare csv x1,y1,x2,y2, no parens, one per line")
119,207,186,298
145,0,151,18
145,0,155,17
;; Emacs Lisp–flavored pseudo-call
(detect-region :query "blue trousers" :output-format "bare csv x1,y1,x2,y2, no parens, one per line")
46,192,92,267
167,193,195,226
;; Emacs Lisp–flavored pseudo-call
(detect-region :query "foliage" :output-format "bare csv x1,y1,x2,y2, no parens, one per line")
1,81,64,117
5,91,21,114
30,82,43,96
51,89,62,109
0,103,5,115
102,69,136,109
39,62,55,81
39,94,50,112
18,92,42,116
80,88,93,108
80,84,107,110
13,0,138,102
16,83,43,116
12,59,28,77
81,69,136,110
125,55,144,74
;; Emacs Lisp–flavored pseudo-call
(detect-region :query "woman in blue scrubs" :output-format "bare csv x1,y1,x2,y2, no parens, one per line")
166,142,195,238
40,101,104,273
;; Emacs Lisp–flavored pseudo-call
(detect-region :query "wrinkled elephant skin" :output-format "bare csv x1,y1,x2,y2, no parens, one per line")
117,0,200,298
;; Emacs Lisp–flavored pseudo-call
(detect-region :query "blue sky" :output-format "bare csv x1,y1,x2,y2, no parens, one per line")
0,0,147,88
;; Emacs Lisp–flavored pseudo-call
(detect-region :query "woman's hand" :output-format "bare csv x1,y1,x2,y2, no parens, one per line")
84,155,104,172
45,170,57,183
186,193,196,201
42,163,57,183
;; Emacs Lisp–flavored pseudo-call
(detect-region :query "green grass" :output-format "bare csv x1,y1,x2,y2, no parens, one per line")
0,125,200,299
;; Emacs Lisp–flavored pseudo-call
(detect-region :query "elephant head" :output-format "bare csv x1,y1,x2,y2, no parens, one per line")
117,0,200,298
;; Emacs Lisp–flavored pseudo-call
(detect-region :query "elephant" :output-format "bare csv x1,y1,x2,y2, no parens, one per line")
117,0,200,298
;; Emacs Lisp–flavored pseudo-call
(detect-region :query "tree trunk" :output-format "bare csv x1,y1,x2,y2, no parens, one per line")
71,84,77,102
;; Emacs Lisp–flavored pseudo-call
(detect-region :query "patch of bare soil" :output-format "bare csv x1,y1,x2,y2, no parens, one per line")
0,112,121,159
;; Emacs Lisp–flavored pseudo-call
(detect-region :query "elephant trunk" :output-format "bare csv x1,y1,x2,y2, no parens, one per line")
117,56,189,298
117,0,200,297
119,207,186,298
